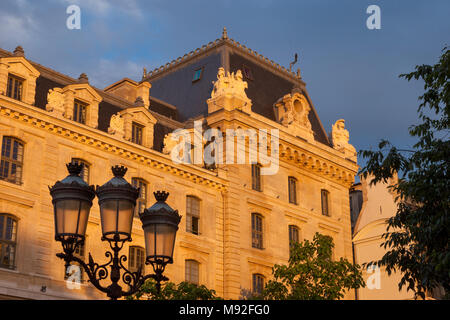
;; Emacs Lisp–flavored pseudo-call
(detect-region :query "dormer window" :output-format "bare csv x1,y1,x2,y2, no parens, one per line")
131,122,144,145
73,100,87,124
192,67,204,82
6,74,24,101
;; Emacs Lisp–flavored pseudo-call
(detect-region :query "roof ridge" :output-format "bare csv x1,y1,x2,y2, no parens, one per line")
143,35,303,82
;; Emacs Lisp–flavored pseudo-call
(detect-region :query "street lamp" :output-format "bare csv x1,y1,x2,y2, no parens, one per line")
49,162,181,300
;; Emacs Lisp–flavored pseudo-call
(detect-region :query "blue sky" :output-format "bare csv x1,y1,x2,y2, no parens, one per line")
1,0,449,165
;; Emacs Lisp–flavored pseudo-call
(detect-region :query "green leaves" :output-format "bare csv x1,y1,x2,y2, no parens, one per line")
259,233,365,300
127,279,221,300
359,47,450,299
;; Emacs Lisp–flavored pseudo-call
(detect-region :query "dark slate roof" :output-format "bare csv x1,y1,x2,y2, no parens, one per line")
144,38,331,146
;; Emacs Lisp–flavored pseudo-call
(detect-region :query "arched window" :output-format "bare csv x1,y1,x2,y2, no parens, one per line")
251,213,263,249
185,259,199,285
288,177,298,204
71,158,90,183
131,178,147,217
129,246,145,273
0,214,18,269
321,189,330,216
0,136,24,185
252,274,265,296
252,164,262,191
186,196,200,235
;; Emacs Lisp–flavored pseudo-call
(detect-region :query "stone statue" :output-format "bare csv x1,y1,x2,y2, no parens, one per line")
211,67,249,100
45,88,65,116
162,132,179,155
331,119,356,161
331,119,349,149
108,113,124,138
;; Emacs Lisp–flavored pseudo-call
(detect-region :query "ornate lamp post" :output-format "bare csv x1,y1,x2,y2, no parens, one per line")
49,162,181,300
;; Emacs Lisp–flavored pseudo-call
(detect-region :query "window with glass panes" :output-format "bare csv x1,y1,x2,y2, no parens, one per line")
129,246,145,273
186,196,200,235
0,137,24,184
289,225,300,254
185,259,199,284
71,158,90,183
131,122,144,145
6,74,24,101
131,178,147,217
192,67,204,82
252,164,262,191
321,189,330,216
288,177,297,204
252,274,264,295
73,100,87,124
251,213,263,249
0,214,18,269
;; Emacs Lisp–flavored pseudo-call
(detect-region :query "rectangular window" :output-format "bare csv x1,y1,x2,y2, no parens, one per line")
0,137,24,185
132,122,144,145
185,260,199,284
321,189,330,216
251,213,263,249
186,196,200,235
6,74,24,101
252,274,264,295
129,246,145,273
73,100,87,124
0,215,18,270
289,225,299,249
132,178,147,217
288,177,297,204
192,67,204,82
252,164,261,192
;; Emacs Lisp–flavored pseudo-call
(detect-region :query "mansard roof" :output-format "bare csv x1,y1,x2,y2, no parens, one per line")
142,29,331,146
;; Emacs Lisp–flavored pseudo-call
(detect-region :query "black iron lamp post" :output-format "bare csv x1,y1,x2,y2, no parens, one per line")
49,162,181,300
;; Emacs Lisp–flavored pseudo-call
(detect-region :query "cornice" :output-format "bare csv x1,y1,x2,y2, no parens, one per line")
206,109,358,188
0,97,227,192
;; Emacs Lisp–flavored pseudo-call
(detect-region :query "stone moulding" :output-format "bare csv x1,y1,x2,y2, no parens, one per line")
0,101,227,192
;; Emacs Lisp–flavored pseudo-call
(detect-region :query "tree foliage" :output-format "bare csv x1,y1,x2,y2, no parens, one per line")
127,279,221,300
258,233,365,300
359,47,450,299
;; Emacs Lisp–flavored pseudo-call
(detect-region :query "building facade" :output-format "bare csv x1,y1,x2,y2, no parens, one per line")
0,30,358,300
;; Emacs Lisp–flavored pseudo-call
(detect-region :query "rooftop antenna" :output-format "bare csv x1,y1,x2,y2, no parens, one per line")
289,53,298,72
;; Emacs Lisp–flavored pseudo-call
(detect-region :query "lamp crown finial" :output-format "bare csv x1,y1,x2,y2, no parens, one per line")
66,162,83,176
154,191,169,202
111,165,127,177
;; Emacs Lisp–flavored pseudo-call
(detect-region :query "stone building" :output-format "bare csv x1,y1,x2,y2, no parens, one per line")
0,29,358,299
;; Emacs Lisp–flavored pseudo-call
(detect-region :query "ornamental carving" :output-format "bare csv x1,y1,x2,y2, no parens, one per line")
45,88,65,116
108,113,125,138
207,67,252,114
331,119,357,162
211,68,248,100
273,90,314,141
